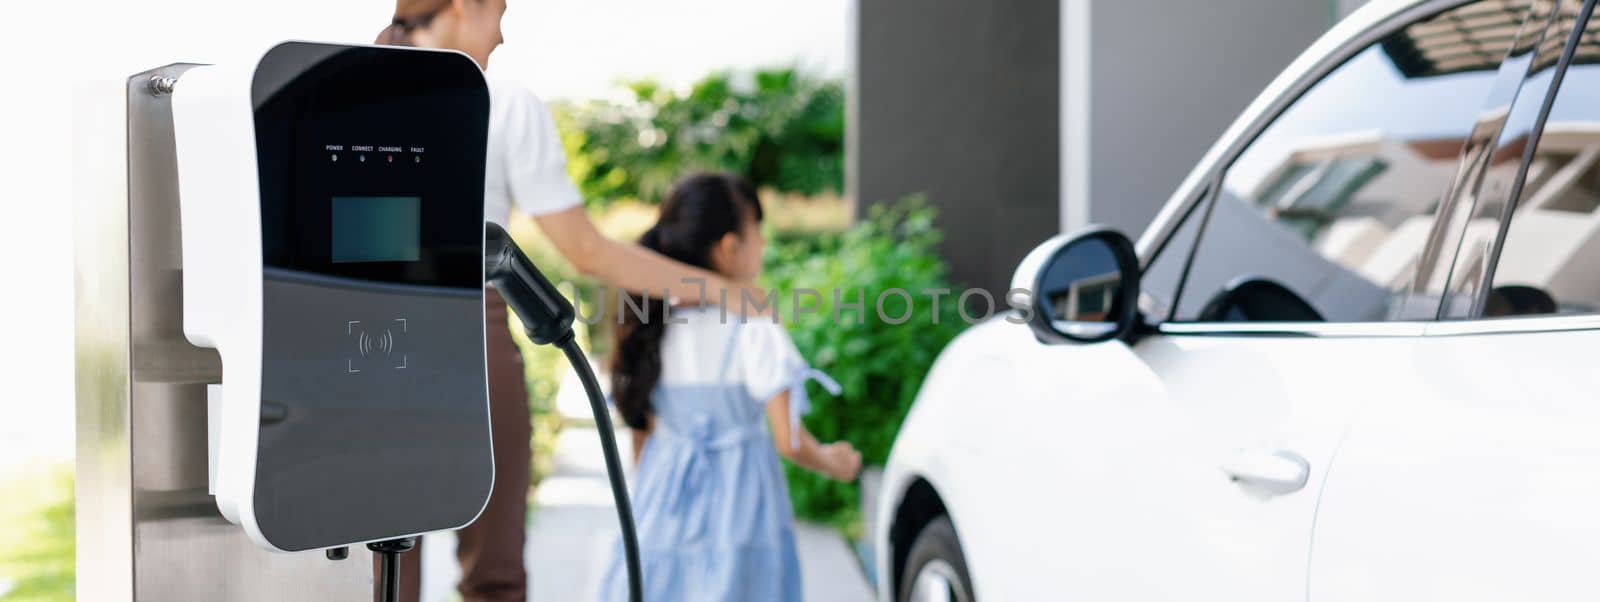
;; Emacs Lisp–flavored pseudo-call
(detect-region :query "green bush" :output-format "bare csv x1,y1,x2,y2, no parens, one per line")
554,67,844,206
762,198,968,528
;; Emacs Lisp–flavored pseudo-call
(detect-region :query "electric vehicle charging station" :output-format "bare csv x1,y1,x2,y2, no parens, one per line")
173,41,496,553
74,42,638,601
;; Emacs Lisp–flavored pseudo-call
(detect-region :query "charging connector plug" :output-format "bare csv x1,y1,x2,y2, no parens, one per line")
484,223,642,602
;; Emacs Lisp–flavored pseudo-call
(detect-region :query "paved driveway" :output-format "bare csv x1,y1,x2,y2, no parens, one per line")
421,424,873,601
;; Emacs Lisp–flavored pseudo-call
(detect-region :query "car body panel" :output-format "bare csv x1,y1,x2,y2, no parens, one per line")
1309,324,1600,600
876,316,1171,600
1119,331,1428,600
880,315,1437,600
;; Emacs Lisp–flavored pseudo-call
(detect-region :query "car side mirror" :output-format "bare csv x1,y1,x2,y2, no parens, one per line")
1010,227,1140,344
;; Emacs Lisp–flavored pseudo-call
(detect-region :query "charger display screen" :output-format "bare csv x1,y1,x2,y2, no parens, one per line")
330,196,421,263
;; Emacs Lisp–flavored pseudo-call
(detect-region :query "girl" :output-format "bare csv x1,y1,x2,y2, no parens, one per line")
601,173,863,601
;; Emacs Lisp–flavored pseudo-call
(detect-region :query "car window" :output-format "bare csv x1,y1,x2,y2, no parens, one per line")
1478,8,1600,318
1170,0,1529,323
1138,192,1206,321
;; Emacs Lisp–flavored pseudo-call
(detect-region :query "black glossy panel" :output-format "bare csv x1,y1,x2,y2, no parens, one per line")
254,42,487,287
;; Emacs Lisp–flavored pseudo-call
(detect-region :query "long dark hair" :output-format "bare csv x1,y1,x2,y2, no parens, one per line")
610,173,763,430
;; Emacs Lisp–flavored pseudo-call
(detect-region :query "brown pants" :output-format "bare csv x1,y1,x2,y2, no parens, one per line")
376,289,531,602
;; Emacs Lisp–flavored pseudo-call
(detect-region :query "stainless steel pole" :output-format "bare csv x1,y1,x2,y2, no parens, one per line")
73,65,373,602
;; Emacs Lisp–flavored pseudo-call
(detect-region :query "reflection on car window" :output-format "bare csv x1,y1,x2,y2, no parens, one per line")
1483,10,1600,318
1429,0,1587,317
1173,0,1528,323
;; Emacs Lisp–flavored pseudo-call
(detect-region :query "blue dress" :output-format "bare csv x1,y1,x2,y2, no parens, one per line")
598,310,839,602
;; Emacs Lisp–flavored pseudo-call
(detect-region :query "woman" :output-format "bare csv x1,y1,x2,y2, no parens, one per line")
375,2,764,600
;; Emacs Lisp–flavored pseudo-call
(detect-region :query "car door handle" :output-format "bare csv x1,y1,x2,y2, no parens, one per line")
1221,449,1310,494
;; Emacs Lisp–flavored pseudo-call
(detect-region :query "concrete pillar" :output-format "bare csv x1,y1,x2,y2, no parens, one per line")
1065,1,1331,235
850,0,1060,295
1338,0,1373,18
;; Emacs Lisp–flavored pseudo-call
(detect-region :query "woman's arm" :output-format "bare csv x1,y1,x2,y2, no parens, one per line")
765,390,861,482
533,206,769,307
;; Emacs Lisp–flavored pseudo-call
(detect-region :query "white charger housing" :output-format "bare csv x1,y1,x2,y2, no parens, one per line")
172,41,494,552
172,46,266,531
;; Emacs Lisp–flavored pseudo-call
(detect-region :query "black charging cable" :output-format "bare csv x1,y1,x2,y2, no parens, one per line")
368,537,416,602
485,223,643,602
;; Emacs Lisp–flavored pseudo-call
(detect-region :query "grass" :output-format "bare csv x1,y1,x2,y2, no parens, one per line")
0,464,74,602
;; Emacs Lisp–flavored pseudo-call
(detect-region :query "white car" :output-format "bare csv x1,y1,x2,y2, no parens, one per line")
875,0,1600,600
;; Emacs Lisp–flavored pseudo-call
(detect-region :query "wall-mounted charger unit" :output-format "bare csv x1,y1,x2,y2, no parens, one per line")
173,41,494,553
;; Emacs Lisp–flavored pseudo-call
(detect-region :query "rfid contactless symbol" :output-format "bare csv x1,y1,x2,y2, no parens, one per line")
347,319,409,372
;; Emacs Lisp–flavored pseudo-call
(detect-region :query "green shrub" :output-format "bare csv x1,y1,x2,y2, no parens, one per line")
554,67,844,206
762,198,968,526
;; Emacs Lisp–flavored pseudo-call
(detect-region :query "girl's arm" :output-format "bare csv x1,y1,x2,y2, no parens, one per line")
765,390,861,482
533,206,769,307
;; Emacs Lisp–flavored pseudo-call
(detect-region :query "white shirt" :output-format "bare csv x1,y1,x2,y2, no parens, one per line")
658,307,804,399
655,306,840,448
484,77,583,225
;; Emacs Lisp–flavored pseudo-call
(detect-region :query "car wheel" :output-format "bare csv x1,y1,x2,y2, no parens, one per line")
899,516,974,602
